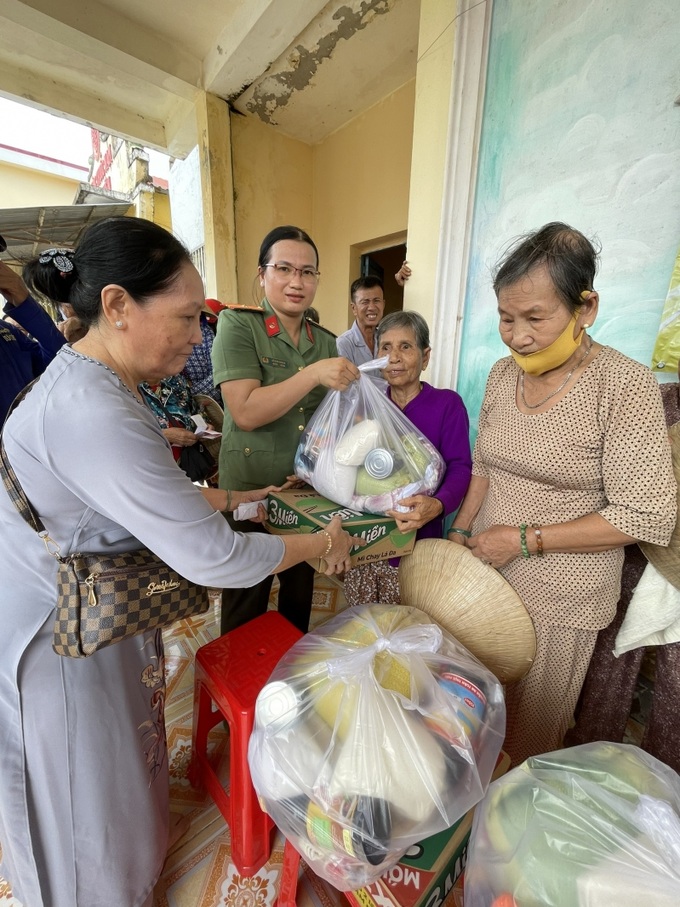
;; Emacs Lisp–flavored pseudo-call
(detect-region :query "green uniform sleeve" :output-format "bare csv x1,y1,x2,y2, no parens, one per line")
212,309,264,384
212,308,340,489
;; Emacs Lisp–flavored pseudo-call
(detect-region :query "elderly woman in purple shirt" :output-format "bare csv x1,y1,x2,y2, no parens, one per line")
343,310,472,606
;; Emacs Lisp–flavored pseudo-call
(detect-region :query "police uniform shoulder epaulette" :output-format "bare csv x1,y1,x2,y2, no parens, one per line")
306,318,337,339
223,304,266,313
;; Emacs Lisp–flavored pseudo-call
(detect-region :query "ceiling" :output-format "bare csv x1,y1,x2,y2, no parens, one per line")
0,0,420,156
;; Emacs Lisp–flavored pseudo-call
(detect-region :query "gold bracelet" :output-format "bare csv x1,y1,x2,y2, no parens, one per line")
319,529,333,557
226,489,232,512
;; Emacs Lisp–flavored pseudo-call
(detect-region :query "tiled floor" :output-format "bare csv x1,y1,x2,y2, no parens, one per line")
0,581,658,907
153,576,350,907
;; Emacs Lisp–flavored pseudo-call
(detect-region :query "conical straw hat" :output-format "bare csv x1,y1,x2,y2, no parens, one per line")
193,393,224,463
398,539,536,683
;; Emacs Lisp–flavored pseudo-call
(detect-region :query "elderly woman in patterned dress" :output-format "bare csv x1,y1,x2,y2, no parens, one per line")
449,223,676,767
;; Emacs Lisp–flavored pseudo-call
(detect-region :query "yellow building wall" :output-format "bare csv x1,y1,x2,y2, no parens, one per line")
153,191,172,232
0,162,81,208
230,79,415,328
231,115,314,307
311,79,415,336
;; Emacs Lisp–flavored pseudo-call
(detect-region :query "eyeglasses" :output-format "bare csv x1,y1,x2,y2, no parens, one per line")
262,262,320,283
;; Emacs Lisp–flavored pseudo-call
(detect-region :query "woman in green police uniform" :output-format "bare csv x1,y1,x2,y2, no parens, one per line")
212,225,360,634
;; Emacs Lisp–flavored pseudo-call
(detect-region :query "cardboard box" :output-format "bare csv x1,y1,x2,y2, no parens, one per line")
346,816,470,907
344,750,511,907
265,488,416,567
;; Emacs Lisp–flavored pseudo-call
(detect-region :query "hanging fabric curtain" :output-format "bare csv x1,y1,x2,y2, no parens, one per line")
651,243,680,374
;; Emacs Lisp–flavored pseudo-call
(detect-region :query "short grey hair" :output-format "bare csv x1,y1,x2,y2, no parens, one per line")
376,310,430,351
493,222,599,314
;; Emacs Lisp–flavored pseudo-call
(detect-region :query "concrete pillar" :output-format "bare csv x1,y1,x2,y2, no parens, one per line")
195,91,237,303
402,0,458,334
405,0,492,391
133,183,156,222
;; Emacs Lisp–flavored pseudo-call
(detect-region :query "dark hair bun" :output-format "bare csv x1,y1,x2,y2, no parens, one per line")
23,249,77,304
23,218,190,327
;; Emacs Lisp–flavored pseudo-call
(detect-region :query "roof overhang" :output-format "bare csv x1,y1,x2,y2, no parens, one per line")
0,203,132,266
0,1,418,155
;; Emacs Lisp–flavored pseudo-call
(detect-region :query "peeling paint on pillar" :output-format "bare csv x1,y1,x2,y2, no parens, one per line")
245,0,394,125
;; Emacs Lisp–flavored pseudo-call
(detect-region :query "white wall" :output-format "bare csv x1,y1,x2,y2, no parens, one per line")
168,145,204,253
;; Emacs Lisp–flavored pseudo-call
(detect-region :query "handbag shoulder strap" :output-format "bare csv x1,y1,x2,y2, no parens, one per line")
0,436,45,534
0,379,49,538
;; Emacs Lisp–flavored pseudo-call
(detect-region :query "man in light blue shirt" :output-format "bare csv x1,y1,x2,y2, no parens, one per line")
336,276,385,366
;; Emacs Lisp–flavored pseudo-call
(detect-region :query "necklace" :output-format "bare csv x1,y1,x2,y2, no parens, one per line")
62,346,145,406
519,338,592,410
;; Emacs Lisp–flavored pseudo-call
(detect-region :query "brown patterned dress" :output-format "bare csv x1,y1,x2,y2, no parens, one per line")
472,347,676,766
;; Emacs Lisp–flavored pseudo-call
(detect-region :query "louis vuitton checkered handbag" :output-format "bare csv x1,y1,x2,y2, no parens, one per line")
1,427,209,658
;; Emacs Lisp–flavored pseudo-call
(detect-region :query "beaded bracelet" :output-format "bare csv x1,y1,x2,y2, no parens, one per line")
519,523,530,558
315,529,334,573
531,523,544,557
319,529,333,557
448,527,472,539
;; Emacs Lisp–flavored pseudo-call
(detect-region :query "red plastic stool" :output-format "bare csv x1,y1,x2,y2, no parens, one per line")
277,839,302,907
189,610,303,876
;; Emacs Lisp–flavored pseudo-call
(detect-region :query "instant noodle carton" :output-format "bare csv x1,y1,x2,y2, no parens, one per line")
343,750,511,907
265,488,416,567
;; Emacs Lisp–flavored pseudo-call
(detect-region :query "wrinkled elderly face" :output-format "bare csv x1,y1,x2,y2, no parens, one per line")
123,261,205,384
497,265,577,354
378,325,430,391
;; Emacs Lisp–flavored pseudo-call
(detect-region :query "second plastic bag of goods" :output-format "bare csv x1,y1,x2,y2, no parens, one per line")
294,357,444,514
247,603,505,891
464,741,680,907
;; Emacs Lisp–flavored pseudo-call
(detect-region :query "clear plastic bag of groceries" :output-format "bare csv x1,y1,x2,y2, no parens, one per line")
294,358,444,514
465,742,680,907
248,604,505,891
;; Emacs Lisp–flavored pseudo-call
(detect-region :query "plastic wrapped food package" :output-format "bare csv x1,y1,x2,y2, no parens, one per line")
294,358,444,514
248,604,505,891
464,742,680,907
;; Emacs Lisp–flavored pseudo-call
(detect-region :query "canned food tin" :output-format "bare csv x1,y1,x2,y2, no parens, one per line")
437,670,487,741
363,448,394,479
255,680,301,730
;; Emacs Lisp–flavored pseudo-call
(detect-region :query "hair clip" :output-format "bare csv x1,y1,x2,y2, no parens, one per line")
38,249,75,274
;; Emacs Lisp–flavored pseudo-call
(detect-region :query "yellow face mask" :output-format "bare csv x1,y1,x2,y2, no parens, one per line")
510,309,584,376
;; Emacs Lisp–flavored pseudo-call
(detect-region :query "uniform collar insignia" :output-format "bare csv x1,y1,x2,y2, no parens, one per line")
265,314,281,337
